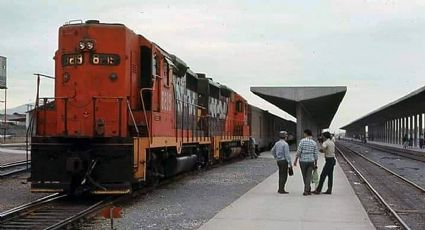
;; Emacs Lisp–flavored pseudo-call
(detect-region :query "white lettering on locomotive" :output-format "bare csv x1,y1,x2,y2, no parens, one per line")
209,97,228,119
173,75,197,116
161,90,172,111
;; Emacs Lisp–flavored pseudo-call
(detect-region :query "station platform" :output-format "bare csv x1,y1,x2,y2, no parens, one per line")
367,140,425,152
199,152,374,230
342,137,425,153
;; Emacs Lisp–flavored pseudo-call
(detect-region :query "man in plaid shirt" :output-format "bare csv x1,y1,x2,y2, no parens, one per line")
294,129,318,195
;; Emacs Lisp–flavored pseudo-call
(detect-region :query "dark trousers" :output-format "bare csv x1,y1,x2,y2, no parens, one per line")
277,160,288,192
300,161,314,193
250,146,258,158
316,157,336,192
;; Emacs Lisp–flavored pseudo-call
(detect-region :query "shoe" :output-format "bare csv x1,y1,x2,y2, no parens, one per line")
323,191,332,194
313,190,321,195
303,192,309,196
278,190,289,194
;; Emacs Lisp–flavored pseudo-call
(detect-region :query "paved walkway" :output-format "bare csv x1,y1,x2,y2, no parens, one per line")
199,152,374,230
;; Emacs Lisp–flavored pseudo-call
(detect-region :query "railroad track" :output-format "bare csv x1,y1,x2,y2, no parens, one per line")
0,160,31,177
342,139,425,163
0,193,113,229
336,142,425,230
0,156,246,229
0,163,204,229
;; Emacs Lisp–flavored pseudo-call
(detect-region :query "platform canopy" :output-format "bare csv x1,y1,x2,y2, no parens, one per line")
341,85,425,130
251,86,347,141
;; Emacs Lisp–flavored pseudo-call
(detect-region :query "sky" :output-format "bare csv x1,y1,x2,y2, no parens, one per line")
1,0,425,132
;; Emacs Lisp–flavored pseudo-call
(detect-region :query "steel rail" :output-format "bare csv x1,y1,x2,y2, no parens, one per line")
45,199,111,230
0,160,30,169
0,193,63,222
339,142,425,192
336,145,411,230
0,160,31,177
342,139,425,163
366,143,425,163
0,194,111,230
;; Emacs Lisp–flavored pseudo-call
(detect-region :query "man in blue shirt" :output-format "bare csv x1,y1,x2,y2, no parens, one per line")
271,131,292,194
294,129,318,196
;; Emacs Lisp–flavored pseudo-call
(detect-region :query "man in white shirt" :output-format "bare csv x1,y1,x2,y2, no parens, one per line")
313,131,336,195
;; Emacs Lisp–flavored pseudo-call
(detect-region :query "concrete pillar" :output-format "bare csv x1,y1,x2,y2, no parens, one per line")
406,116,410,139
410,116,413,141
394,119,397,144
406,116,409,138
404,117,407,138
369,125,372,141
395,118,398,144
382,122,385,142
374,124,377,141
296,104,304,144
393,119,397,144
398,118,402,144
296,103,319,143
385,121,388,142
387,121,390,143
415,114,419,147
401,118,404,141
420,114,424,137
390,120,393,143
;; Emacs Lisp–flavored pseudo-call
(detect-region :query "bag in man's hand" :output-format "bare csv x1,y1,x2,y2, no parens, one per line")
288,167,294,176
312,169,319,184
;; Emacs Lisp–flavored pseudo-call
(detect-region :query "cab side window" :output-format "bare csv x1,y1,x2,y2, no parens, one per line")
236,101,243,112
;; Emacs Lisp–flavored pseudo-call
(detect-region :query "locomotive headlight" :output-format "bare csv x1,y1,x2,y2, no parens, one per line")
86,41,94,50
79,41,85,50
109,73,118,81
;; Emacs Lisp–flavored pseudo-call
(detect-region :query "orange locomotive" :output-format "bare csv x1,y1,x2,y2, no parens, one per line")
30,20,250,195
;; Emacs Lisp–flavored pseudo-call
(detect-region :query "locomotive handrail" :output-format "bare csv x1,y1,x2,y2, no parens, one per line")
34,96,126,137
140,88,153,144
127,99,139,136
34,97,69,135
92,96,126,99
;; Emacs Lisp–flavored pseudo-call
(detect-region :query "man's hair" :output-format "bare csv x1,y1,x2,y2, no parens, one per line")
304,129,312,136
323,131,331,139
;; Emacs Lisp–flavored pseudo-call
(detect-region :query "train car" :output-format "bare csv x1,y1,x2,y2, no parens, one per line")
267,112,296,146
29,20,249,195
248,105,296,152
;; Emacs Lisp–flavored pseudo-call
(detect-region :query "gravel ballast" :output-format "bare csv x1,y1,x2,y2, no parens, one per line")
0,173,47,213
82,152,277,230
